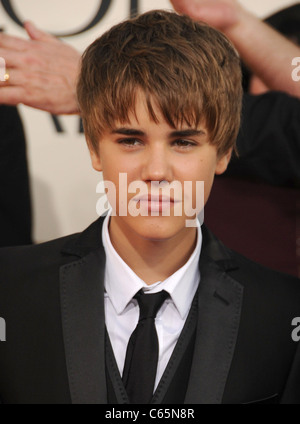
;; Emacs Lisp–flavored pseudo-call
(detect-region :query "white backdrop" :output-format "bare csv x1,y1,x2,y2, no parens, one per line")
0,0,297,242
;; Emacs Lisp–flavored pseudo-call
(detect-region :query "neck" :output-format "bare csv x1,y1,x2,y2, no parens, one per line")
108,217,198,285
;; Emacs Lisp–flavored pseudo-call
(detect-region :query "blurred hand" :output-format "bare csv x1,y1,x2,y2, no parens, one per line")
0,22,81,114
170,0,243,31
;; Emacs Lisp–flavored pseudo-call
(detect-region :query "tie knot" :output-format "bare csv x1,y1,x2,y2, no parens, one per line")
135,290,169,322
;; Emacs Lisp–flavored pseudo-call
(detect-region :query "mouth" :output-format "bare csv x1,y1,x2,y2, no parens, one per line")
133,194,181,213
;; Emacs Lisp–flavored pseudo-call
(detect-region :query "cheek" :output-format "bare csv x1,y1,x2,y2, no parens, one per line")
101,150,135,182
177,157,215,184
101,165,118,186
101,156,141,209
177,158,216,205
114,147,139,169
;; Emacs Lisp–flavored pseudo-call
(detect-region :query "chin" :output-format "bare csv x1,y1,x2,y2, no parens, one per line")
130,216,188,242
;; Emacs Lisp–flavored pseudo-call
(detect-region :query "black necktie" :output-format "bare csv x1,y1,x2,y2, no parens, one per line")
122,290,169,404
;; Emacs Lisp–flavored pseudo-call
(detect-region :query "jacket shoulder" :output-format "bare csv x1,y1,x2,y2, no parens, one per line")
224,247,300,316
0,233,80,281
0,217,105,285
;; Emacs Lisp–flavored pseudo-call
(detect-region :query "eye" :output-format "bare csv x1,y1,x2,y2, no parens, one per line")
117,138,143,148
172,139,197,149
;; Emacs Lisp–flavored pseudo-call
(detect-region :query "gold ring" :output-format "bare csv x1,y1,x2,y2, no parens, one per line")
4,72,9,82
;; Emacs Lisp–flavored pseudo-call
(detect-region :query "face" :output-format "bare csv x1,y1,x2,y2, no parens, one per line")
90,92,231,243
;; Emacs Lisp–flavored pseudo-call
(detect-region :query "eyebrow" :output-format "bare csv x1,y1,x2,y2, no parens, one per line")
112,128,145,136
111,128,206,137
169,129,206,138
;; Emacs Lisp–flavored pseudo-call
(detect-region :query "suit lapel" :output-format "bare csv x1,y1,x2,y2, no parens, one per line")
185,230,244,404
60,248,107,404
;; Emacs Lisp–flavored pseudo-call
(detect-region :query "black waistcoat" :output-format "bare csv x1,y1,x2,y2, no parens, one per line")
105,290,198,404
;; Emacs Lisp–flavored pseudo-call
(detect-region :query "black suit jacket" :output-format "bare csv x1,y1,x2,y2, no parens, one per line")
0,106,32,247
0,217,300,404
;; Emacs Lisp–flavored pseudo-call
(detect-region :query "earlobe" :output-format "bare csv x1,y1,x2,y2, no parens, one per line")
90,149,102,172
215,149,232,175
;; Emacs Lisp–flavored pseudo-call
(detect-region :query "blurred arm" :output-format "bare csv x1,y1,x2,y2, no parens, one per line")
171,0,300,98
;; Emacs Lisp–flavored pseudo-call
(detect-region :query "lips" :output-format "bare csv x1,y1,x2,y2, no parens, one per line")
134,194,175,203
132,194,181,214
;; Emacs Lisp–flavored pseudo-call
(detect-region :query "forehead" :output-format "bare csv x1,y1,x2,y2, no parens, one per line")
108,89,207,132
113,92,165,128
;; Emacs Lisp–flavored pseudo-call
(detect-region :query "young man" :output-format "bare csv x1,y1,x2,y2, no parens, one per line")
0,10,299,405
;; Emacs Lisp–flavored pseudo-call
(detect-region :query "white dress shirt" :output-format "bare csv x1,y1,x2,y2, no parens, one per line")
102,210,202,390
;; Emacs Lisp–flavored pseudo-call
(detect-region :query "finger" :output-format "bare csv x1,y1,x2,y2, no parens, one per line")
0,32,31,51
0,68,66,92
0,86,25,106
0,69,14,86
0,77,77,114
0,69,34,87
24,21,57,43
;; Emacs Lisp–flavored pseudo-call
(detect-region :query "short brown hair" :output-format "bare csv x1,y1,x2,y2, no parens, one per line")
77,10,242,156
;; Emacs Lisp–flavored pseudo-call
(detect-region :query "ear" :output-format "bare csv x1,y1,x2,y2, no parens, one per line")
215,149,233,175
89,147,102,172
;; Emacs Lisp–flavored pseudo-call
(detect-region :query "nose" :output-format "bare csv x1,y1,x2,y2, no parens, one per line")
141,145,173,183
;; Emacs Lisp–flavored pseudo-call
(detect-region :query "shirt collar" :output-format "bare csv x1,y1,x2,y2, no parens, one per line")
102,210,202,319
